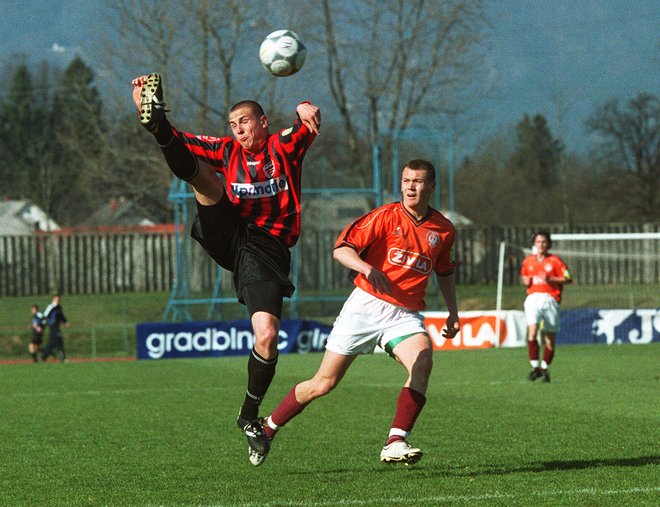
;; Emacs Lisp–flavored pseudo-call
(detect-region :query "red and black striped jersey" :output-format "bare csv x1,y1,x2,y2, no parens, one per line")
173,113,316,247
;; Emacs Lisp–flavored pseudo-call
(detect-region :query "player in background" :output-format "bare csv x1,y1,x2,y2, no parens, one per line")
520,231,572,383
40,294,70,363
131,73,321,466
29,304,44,363
261,159,460,465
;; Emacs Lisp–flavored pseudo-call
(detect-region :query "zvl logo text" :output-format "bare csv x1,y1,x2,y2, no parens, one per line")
388,248,432,274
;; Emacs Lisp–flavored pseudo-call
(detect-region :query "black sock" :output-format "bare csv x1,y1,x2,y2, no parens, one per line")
157,124,199,181
153,119,173,145
240,349,278,421
30,352,37,363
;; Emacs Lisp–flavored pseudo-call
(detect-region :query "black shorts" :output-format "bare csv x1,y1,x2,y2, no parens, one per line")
30,335,43,345
242,281,285,319
190,197,295,314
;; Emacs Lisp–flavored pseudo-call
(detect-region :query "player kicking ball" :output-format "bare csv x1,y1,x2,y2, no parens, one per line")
260,159,460,465
131,73,320,467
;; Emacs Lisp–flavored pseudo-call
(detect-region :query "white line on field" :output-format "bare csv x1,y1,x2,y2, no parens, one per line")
214,486,659,507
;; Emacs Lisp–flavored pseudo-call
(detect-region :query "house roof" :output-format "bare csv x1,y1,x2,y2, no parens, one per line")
0,199,60,235
82,197,156,227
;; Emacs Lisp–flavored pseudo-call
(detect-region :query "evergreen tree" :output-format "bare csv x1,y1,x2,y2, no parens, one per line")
0,65,39,199
511,114,563,188
50,56,107,224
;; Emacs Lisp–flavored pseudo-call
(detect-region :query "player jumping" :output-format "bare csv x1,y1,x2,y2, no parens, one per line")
132,73,320,466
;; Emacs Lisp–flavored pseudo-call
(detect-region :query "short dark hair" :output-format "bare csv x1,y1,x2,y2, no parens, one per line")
532,230,552,247
403,159,436,183
230,100,265,118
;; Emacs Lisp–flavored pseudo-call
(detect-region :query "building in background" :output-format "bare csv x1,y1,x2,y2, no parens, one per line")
0,199,60,235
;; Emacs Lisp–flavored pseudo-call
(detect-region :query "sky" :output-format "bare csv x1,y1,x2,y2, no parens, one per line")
1,0,658,156
479,0,658,153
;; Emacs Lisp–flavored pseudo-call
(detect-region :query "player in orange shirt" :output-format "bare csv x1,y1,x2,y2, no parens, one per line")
259,159,460,465
520,231,572,383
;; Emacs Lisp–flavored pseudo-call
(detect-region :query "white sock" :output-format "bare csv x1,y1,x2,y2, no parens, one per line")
388,428,408,439
266,416,279,431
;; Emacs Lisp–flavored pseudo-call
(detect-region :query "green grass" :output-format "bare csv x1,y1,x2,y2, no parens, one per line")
1,344,658,506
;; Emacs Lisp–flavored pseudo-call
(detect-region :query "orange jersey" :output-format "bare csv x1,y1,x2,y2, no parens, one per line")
335,202,455,311
520,253,570,302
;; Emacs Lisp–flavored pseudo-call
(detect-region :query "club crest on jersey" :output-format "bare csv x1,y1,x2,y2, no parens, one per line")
426,231,440,249
388,248,432,274
263,160,275,178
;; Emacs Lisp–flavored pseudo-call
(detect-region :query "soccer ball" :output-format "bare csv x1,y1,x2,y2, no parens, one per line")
259,30,306,77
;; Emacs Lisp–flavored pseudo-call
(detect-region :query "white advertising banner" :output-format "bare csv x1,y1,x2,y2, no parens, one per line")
422,310,528,350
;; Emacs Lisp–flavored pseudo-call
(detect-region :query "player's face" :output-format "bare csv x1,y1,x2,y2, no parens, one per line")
534,236,550,255
401,168,435,211
229,106,269,152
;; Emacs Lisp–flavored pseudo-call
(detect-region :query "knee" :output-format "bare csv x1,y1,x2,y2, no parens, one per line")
254,321,279,345
309,377,339,399
254,323,278,342
253,328,279,359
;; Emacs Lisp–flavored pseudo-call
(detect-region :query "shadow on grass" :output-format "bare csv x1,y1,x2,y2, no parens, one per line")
298,455,660,477
407,454,660,477
519,455,660,473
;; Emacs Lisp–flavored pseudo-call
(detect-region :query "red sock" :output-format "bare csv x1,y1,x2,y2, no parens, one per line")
267,385,307,434
527,339,539,363
387,387,426,445
542,346,555,367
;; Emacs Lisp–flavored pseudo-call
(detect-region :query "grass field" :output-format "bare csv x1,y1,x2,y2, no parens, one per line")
1,344,658,506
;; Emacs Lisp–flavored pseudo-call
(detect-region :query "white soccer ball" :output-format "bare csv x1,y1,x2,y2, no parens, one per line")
259,30,307,77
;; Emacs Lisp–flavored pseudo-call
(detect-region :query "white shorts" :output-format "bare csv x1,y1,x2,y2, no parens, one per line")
325,287,428,357
524,292,561,333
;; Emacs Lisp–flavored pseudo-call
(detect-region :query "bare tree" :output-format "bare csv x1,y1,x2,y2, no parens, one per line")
188,0,260,127
105,0,277,129
319,0,490,187
587,93,659,222
99,0,272,219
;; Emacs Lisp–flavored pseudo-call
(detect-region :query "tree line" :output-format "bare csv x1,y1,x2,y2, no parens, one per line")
0,0,657,227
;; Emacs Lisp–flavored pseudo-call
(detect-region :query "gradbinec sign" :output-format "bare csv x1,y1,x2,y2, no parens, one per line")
136,319,331,360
